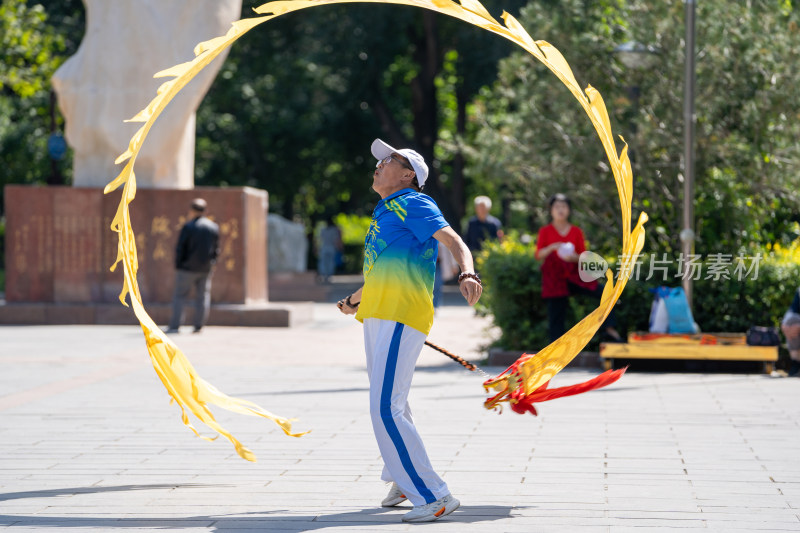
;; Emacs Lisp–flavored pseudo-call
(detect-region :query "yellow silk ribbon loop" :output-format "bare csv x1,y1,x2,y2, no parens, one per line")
106,0,646,460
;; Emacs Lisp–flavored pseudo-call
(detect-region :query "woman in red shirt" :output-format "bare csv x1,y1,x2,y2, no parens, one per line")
536,194,621,343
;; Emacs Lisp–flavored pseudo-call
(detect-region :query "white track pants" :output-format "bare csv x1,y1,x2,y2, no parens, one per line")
363,318,449,506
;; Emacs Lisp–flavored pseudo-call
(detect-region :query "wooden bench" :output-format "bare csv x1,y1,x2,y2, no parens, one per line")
600,333,778,373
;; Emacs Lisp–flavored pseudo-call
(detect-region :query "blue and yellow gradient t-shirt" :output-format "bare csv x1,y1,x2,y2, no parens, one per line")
355,189,449,335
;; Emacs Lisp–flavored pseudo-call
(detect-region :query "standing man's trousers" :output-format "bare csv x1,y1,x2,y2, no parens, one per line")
363,318,449,506
168,269,211,330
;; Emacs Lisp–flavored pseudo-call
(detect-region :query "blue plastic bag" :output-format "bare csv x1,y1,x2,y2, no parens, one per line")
649,286,697,334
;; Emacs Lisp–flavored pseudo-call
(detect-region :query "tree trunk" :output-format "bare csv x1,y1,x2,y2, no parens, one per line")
451,81,468,228
409,12,457,224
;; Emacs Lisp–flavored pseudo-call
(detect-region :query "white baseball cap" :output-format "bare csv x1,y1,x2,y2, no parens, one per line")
371,138,429,188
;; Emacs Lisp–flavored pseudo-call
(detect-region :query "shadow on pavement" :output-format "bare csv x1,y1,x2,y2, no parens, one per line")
0,484,220,502
0,485,514,530
1,506,512,530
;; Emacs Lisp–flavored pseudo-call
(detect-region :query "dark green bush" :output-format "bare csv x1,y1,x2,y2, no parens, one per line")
478,236,800,351
476,237,548,351
340,243,364,274
0,217,4,293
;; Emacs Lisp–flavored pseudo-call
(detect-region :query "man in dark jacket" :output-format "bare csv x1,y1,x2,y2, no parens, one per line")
166,198,220,333
464,195,503,252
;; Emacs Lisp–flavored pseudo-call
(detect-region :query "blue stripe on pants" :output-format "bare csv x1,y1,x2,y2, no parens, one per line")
380,322,436,504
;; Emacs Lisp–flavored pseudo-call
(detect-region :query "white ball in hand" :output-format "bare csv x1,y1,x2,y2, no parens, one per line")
557,242,575,259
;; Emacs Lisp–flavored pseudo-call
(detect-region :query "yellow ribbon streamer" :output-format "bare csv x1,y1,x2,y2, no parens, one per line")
106,0,646,459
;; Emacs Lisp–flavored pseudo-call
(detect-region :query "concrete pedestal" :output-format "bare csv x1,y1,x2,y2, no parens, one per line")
2,185,309,326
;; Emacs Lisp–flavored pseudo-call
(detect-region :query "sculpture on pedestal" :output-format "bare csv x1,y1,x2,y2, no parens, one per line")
4,0,270,309
52,0,242,188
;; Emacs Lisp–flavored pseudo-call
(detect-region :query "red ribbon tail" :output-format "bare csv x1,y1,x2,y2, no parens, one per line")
510,401,538,416
510,367,627,415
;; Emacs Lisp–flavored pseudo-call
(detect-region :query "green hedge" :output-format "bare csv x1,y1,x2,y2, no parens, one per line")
475,238,547,350
477,236,800,351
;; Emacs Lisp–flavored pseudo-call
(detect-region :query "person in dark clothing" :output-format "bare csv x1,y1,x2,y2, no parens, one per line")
781,288,800,376
166,198,220,333
464,196,503,252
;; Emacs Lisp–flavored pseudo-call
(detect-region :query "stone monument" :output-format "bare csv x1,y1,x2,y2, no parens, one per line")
2,1,311,326
51,0,242,188
267,214,309,273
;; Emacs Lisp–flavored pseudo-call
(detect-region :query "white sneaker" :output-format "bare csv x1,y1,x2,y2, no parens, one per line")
381,482,407,507
402,494,460,522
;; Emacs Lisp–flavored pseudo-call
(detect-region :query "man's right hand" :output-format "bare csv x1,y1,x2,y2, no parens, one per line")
337,287,363,316
337,298,359,315
459,277,483,306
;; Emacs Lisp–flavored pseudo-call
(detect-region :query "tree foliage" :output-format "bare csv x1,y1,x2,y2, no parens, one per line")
3,0,798,257
196,0,525,227
1,1,63,97
468,0,800,257
2,0,524,228
0,0,84,213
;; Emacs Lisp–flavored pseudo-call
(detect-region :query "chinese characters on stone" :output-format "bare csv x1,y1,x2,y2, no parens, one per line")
145,215,238,272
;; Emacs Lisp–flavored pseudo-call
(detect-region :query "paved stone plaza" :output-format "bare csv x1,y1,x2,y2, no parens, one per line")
1,304,799,532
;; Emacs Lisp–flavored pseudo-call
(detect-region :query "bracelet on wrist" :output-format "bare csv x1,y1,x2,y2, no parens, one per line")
458,272,481,286
346,295,360,308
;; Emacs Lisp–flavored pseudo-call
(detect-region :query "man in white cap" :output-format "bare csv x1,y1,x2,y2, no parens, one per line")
337,139,482,522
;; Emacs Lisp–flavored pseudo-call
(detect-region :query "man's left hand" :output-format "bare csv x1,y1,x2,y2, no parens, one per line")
460,278,482,306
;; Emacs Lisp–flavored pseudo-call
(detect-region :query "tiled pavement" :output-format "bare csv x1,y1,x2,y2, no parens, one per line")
1,304,799,532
